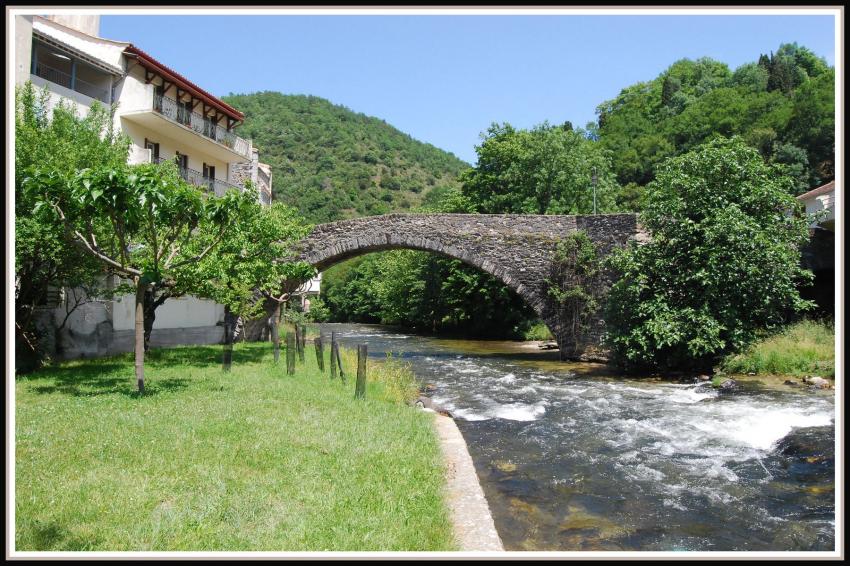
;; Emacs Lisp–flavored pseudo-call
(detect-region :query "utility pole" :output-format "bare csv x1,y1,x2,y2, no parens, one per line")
592,167,598,215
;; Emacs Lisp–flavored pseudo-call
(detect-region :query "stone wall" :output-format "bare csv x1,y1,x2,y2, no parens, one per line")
294,213,643,361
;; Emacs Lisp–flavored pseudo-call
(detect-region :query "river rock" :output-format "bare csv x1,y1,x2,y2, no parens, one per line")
718,378,737,391
697,374,711,381
784,380,799,387
538,341,559,350
414,395,453,418
803,376,832,389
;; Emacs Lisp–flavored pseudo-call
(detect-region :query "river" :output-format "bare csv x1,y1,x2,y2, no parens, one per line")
318,322,836,552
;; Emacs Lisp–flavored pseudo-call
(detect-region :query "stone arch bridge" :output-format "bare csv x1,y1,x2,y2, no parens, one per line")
293,213,642,361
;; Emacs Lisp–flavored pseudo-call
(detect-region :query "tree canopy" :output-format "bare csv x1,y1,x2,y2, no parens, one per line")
596,45,834,195
14,83,130,370
604,137,815,371
459,121,618,214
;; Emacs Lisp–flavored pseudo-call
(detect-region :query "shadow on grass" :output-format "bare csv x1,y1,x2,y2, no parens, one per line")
20,343,274,398
27,366,191,398
25,520,102,551
144,343,272,368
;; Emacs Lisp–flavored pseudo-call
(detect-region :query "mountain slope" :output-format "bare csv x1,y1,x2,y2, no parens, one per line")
222,92,470,223
596,43,834,195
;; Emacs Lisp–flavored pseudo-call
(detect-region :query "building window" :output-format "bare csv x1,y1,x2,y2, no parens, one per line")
144,138,160,162
175,151,188,171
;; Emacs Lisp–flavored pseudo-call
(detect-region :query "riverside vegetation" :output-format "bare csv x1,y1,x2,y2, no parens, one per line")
15,341,456,551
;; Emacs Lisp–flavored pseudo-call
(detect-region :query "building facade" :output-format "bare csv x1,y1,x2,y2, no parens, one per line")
796,180,837,317
15,14,315,359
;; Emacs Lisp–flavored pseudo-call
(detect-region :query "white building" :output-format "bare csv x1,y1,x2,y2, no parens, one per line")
797,180,836,232
15,14,319,358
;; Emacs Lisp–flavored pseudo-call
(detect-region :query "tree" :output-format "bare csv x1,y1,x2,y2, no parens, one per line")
15,82,130,371
25,163,242,392
188,198,314,370
459,121,619,215
786,69,835,183
604,137,814,371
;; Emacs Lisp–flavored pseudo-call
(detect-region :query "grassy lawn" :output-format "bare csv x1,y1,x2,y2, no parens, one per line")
15,341,457,551
720,319,835,378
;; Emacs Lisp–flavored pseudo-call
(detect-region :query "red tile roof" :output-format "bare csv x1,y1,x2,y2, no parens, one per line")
124,45,244,122
797,180,835,201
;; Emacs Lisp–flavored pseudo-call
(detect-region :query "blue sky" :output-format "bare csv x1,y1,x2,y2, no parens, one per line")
100,13,836,164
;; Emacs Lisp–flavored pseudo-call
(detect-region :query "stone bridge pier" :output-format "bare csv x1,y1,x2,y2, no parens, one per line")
293,213,642,361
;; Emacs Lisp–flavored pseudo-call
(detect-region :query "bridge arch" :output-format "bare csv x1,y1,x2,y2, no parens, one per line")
303,231,547,320
293,213,641,360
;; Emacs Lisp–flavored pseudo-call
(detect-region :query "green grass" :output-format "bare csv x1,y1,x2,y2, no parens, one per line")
720,319,836,378
15,342,457,551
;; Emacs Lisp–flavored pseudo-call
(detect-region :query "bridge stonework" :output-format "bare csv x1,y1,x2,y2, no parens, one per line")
294,213,642,361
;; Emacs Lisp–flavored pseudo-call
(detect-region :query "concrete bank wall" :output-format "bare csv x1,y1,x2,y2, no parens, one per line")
432,413,504,552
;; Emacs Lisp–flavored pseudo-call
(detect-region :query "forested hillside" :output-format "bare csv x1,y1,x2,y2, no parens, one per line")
596,43,834,204
222,92,470,223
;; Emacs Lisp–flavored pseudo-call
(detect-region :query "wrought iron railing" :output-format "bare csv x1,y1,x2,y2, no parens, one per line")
152,94,251,158
154,158,242,196
34,62,110,103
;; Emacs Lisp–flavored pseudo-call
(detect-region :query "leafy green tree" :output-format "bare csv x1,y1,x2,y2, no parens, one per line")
25,163,243,392
604,137,814,371
786,68,835,183
731,62,769,93
188,198,314,369
15,82,130,370
770,142,812,195
460,121,619,214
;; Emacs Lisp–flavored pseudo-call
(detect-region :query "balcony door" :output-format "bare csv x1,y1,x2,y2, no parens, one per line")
175,152,189,179
204,115,218,140
203,163,216,193
153,85,165,112
180,99,193,127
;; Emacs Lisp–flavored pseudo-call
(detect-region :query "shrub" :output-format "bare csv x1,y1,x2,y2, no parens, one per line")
604,137,814,371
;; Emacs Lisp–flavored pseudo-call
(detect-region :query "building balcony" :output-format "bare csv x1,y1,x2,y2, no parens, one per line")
122,93,252,163
33,61,110,103
154,158,242,197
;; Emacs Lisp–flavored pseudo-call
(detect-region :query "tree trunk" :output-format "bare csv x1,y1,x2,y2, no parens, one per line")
223,305,235,372
134,278,148,393
143,287,171,353
143,287,156,353
272,302,281,363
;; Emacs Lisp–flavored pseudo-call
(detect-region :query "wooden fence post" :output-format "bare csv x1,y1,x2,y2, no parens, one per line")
333,341,345,383
314,336,325,373
286,332,296,375
330,332,337,379
297,324,306,363
355,344,367,399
